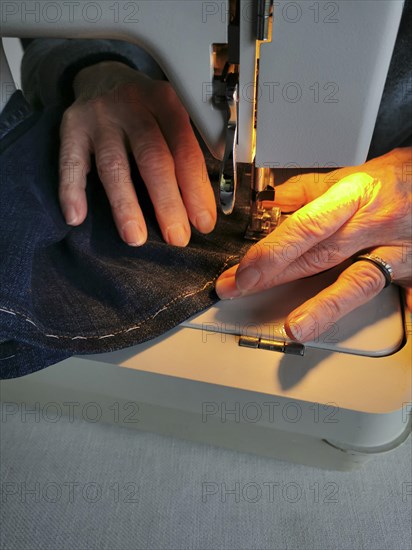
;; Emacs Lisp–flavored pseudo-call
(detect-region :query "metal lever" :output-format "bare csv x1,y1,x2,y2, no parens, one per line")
218,71,238,215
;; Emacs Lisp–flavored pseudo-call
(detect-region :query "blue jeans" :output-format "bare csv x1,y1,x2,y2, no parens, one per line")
0,92,250,378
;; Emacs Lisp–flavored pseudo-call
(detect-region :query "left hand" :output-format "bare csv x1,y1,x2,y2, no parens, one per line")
216,148,412,342
59,61,216,247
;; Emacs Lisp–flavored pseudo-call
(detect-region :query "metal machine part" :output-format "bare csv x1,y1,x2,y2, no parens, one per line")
256,0,274,40
243,1,281,239
0,1,404,166
215,0,280,235
239,335,304,355
215,65,239,215
244,165,282,240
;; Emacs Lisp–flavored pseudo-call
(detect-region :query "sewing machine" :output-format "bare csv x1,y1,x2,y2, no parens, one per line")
1,1,411,470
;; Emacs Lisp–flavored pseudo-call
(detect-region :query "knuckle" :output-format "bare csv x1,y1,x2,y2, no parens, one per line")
134,115,158,135
296,253,320,273
59,155,89,185
299,245,343,273
154,81,178,104
134,143,158,168
153,194,182,215
173,144,203,168
118,82,140,103
396,200,412,221
318,294,344,320
151,190,185,219
109,197,136,215
391,191,411,222
61,107,79,128
358,269,385,296
250,240,285,273
292,210,325,241
134,143,173,174
60,136,78,152
344,264,384,298
97,153,128,177
90,95,108,112
60,110,86,138
60,142,86,162
152,81,188,117
60,148,83,166
244,242,265,264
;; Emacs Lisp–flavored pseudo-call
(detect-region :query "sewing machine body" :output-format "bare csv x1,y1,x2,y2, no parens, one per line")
1,1,410,469
1,0,404,233
0,0,404,163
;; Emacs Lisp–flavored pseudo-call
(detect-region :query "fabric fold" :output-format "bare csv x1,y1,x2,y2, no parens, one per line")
0,92,250,379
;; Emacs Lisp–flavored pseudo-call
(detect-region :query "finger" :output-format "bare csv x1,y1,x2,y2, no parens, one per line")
215,227,353,300
154,87,216,233
406,288,412,312
217,172,375,299
284,257,390,342
216,211,377,297
253,222,375,290
59,113,91,226
270,170,337,212
262,165,355,213
127,114,191,247
215,227,360,300
215,265,241,299
93,127,147,246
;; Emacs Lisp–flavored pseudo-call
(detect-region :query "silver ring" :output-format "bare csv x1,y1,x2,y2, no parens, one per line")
353,253,394,288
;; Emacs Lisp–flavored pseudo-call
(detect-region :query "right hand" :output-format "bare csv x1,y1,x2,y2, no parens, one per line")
216,148,412,341
59,61,216,247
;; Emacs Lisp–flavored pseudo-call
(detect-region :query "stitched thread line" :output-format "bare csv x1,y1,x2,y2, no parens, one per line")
0,255,239,342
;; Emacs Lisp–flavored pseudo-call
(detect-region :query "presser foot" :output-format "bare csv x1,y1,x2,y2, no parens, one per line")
244,165,282,241
244,203,282,241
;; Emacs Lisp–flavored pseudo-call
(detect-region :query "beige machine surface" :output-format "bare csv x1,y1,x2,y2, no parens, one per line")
0,1,410,469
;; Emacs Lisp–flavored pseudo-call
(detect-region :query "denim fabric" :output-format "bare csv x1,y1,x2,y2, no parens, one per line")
0,92,250,379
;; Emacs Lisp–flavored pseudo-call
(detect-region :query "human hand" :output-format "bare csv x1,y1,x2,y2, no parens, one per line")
216,148,412,342
59,61,216,247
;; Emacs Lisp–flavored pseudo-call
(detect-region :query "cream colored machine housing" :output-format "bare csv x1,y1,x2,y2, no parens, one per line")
0,1,410,470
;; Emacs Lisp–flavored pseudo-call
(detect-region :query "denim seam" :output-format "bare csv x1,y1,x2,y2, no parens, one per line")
0,254,238,341
0,107,33,139
0,354,16,361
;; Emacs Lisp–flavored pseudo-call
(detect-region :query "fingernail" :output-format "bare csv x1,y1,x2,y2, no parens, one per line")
196,211,215,233
65,206,78,225
122,220,145,246
236,266,261,291
286,313,311,342
166,223,190,247
215,276,241,299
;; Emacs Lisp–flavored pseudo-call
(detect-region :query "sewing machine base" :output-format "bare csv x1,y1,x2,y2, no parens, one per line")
1,348,411,471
